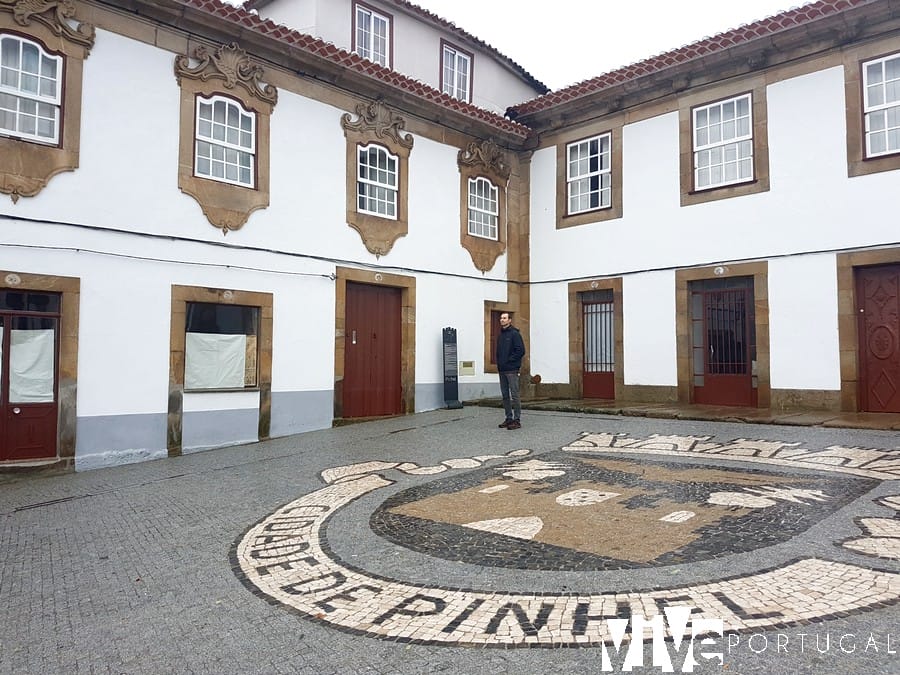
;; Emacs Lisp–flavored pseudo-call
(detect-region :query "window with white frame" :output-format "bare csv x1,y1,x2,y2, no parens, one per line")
0,34,62,144
355,3,390,67
567,133,611,214
468,176,498,240
442,44,471,102
194,95,256,187
357,143,397,218
693,94,753,190
863,53,900,158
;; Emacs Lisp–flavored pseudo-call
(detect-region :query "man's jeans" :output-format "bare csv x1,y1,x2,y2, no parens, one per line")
499,371,521,420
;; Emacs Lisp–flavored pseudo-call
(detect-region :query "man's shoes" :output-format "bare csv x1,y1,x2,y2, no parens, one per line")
506,420,521,430
499,419,512,428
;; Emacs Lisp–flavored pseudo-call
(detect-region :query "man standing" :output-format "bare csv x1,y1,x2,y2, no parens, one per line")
496,311,525,430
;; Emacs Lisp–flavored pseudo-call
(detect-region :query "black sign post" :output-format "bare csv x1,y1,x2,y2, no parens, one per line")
442,327,463,409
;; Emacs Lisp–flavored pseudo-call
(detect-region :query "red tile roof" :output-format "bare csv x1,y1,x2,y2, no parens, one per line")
179,0,532,138
242,0,549,93
509,0,876,116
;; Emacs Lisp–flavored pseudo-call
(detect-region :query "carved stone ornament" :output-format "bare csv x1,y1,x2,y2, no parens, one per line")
174,43,278,106
340,101,414,149
457,139,511,181
1,0,95,48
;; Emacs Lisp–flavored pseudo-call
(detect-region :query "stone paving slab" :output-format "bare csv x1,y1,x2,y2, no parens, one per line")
2,407,900,674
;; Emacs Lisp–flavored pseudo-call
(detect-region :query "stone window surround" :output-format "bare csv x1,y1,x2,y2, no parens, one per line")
845,45,900,178
675,261,770,407
0,270,79,469
836,246,900,411
168,285,273,457
679,78,770,207
0,4,94,203
556,127,623,229
333,266,416,418
175,42,276,234
567,278,624,398
458,139,510,272
341,101,413,257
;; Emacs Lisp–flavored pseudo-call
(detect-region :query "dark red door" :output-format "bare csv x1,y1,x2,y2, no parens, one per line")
1,291,60,461
582,291,614,399
343,282,402,418
856,264,900,413
691,280,757,407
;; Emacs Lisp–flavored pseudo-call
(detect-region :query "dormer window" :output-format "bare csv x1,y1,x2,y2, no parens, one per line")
441,41,472,103
354,2,391,68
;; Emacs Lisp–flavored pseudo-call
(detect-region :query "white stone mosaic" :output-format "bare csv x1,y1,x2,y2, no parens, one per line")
235,439,900,647
660,511,697,523
564,432,900,479
463,516,543,540
555,489,620,507
841,493,900,560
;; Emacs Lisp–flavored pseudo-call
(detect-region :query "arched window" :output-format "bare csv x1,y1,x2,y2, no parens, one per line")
357,143,397,219
195,95,256,188
0,34,62,144
467,176,498,240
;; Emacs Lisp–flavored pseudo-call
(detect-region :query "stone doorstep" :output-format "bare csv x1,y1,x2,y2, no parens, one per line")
470,398,900,431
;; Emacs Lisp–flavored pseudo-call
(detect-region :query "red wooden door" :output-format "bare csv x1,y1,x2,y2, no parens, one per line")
343,282,402,418
856,264,900,413
582,291,614,399
1,293,60,461
691,281,757,407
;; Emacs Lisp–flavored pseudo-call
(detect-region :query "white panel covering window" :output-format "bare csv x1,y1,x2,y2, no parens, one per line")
0,35,62,144
863,53,900,158
442,45,470,102
184,302,258,391
355,4,390,67
567,134,611,214
195,95,256,187
357,143,397,218
468,176,498,240
693,94,753,190
9,329,55,403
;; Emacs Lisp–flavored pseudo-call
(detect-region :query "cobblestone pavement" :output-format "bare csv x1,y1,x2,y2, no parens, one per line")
2,407,899,674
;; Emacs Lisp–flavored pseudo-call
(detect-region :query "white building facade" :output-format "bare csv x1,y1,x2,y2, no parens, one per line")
1,0,897,472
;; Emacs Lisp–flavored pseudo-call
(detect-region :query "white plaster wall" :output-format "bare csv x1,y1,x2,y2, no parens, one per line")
531,66,899,285
271,277,337,392
622,271,678,386
252,0,319,38
183,391,260,412
414,275,509,386
528,283,570,383
768,254,841,390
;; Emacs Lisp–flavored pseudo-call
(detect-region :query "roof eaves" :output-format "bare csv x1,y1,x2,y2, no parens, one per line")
180,0,531,139
508,0,876,117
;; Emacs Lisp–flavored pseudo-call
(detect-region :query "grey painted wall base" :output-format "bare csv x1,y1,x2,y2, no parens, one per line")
270,390,333,437
416,382,500,412
183,408,259,451
75,412,167,471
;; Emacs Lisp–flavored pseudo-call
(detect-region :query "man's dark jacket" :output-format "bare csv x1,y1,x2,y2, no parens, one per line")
496,325,525,373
